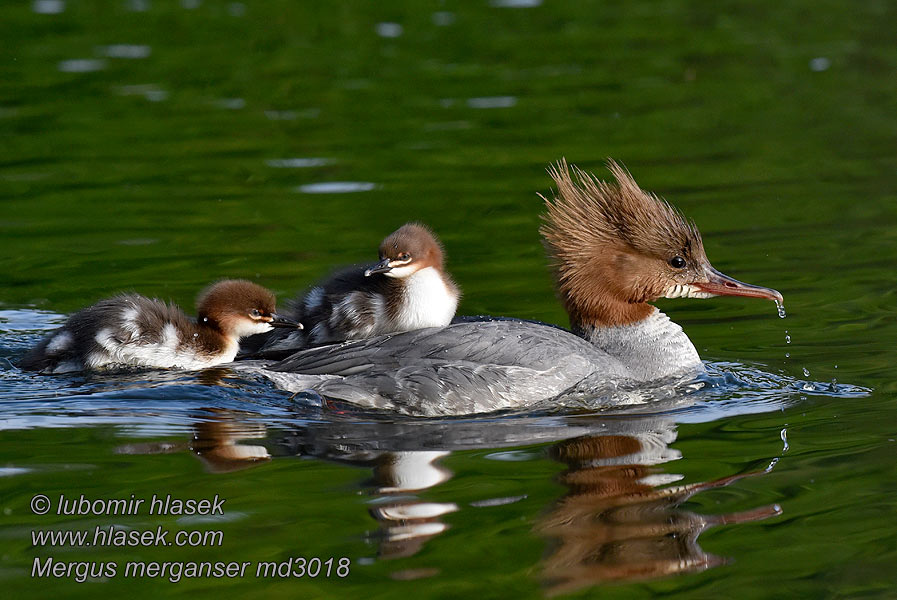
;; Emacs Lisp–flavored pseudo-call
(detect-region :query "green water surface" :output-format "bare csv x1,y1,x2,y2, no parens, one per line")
2,1,896,598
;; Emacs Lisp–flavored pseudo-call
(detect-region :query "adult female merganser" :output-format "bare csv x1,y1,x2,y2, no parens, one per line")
256,160,782,416
247,223,459,355
20,279,300,373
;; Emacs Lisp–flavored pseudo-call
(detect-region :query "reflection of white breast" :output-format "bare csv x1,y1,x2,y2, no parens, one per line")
397,267,458,330
376,451,452,493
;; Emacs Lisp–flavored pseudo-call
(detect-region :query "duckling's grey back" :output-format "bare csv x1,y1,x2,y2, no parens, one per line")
262,319,631,416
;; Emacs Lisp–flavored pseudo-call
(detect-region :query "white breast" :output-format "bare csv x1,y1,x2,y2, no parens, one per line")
395,267,458,330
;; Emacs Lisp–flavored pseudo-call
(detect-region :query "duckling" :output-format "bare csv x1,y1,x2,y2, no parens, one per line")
297,222,460,344
245,223,460,357
20,279,300,373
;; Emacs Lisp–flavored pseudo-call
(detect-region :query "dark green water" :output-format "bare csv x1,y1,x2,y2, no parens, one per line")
2,1,896,598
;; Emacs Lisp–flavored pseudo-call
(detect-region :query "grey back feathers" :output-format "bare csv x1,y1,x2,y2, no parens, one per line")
260,315,701,417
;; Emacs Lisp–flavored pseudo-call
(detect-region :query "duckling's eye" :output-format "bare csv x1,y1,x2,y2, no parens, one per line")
669,256,687,269
397,252,411,261
250,309,261,318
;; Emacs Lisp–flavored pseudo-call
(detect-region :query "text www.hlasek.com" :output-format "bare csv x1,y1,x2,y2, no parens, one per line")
33,525,223,548
30,493,351,583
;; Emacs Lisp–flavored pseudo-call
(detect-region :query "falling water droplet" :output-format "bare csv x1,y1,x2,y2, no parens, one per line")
802,367,810,377
775,300,786,319
785,352,790,358
785,331,791,344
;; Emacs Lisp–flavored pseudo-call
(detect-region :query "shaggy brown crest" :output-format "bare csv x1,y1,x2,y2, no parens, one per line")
540,159,708,327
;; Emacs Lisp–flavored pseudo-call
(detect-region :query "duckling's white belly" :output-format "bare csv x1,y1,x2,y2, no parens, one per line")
89,323,237,370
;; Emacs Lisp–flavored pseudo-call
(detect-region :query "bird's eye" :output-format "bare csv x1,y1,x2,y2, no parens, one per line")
250,309,261,318
669,256,686,269
398,252,411,261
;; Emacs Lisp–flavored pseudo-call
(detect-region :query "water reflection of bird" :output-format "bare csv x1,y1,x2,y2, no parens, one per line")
538,433,782,594
274,413,780,590
257,160,782,415
115,408,271,473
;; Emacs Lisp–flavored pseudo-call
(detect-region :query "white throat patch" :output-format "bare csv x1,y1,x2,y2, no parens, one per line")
384,264,416,279
664,284,715,300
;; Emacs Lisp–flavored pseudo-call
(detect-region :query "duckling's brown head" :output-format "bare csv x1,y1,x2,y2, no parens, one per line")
197,280,300,339
540,159,782,328
365,222,446,279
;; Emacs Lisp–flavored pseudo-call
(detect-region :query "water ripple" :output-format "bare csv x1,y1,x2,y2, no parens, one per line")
57,59,107,73
545,360,870,422
96,45,151,59
467,96,517,109
296,182,377,194
376,23,403,38
265,158,333,168
490,0,542,7
32,0,65,14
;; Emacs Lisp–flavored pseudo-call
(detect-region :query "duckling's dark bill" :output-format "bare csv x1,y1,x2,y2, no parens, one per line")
270,315,303,329
364,258,393,277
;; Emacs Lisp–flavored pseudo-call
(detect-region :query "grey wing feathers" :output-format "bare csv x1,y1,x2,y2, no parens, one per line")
264,320,619,415
309,362,536,416
271,320,603,375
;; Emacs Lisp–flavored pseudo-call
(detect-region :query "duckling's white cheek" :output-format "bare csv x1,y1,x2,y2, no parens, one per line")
236,320,273,337
384,265,416,279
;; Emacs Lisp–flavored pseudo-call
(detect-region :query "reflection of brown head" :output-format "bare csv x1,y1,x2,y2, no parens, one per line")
190,409,271,473
538,434,781,595
113,408,271,474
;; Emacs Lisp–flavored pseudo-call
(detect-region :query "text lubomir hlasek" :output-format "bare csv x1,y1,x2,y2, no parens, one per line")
54,494,224,516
